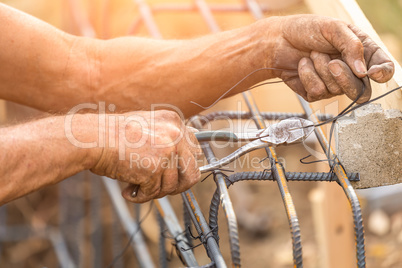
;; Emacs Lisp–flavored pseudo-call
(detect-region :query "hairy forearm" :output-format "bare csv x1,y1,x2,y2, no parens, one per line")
0,114,100,204
0,3,94,112
95,22,275,116
0,3,276,116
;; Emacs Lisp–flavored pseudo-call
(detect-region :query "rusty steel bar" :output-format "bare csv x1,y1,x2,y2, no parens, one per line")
132,0,163,39
191,3,242,266
242,91,303,267
0,226,75,268
128,2,226,266
66,5,155,267
102,178,155,268
242,0,264,20
193,118,241,268
154,197,199,267
208,171,359,236
297,96,366,268
66,0,96,37
242,4,305,266
127,17,143,35
182,190,226,268
191,111,333,126
194,0,220,33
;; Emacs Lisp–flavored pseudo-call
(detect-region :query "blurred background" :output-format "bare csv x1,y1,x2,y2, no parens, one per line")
0,0,401,267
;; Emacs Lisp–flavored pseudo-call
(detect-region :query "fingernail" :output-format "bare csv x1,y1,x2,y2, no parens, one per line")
354,60,367,75
310,51,318,60
299,57,308,67
329,63,342,76
371,71,383,80
186,126,199,133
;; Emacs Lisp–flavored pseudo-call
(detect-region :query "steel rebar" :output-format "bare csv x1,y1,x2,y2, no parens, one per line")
192,3,242,265
102,178,155,268
182,190,226,268
190,111,332,126
297,96,366,267
209,171,360,235
193,118,241,268
242,91,303,267
154,197,199,267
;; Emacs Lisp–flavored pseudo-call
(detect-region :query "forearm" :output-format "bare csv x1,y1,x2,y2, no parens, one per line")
0,114,100,204
95,21,276,116
0,2,276,116
0,3,94,112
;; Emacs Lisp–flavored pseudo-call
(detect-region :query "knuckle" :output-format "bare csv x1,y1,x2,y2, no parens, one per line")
169,126,182,140
164,110,182,123
307,88,324,101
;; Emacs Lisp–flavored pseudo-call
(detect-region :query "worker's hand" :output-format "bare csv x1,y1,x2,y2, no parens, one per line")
90,110,202,203
264,15,395,103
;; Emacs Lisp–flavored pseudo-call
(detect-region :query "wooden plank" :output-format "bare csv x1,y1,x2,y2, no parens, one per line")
0,100,6,125
305,0,402,111
309,185,356,268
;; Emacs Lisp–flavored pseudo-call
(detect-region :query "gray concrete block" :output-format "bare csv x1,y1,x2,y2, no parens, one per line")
336,104,402,189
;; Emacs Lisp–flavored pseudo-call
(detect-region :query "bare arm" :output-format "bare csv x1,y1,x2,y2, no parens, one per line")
0,111,200,204
0,4,395,117
0,115,99,204
0,3,267,116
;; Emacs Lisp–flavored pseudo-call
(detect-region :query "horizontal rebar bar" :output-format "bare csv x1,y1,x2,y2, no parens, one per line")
208,171,360,240
190,111,332,126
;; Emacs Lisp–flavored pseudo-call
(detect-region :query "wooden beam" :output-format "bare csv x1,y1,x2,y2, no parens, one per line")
305,0,402,111
0,100,6,125
309,185,356,268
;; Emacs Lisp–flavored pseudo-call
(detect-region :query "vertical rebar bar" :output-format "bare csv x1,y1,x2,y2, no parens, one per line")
297,96,366,267
189,2,242,265
156,210,168,268
154,197,199,267
111,208,124,268
192,118,241,267
90,175,103,268
182,190,226,268
242,91,303,267
102,178,155,268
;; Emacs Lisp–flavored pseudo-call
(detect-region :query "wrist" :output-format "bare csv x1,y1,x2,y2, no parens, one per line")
65,113,105,171
70,36,102,105
251,16,284,78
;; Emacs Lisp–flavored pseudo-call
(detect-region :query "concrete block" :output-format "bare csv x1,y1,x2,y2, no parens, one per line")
336,104,402,189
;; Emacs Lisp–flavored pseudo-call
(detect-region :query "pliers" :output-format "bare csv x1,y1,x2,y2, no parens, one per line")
130,118,314,197
197,118,314,173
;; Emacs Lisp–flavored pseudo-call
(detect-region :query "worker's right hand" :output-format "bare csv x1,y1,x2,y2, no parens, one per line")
90,110,202,203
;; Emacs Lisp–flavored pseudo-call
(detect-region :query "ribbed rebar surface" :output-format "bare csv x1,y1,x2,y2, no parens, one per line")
190,111,332,126
338,176,366,267
208,171,360,253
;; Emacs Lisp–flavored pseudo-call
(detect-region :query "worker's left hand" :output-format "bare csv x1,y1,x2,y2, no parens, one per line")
262,15,395,103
